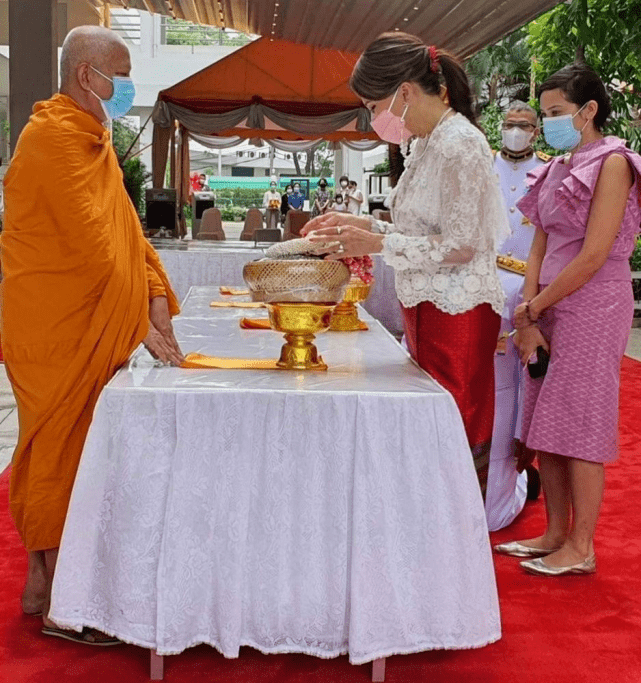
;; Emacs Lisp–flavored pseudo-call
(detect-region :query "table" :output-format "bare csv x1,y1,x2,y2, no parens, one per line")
153,240,405,337
49,287,500,677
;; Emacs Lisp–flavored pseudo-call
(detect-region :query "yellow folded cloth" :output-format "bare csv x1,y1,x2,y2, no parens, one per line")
240,318,368,331
240,318,272,330
219,286,251,296
210,300,266,309
181,352,279,370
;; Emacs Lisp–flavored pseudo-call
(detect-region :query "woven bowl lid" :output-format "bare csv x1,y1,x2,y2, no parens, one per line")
243,258,350,303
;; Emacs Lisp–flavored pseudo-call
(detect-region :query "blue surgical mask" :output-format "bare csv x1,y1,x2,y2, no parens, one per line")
542,104,588,151
90,66,136,121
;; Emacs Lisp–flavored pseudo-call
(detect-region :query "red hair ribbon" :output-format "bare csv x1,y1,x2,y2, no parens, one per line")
428,45,440,73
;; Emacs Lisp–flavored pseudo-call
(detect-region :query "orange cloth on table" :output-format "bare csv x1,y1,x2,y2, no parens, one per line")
0,94,180,551
240,317,272,330
181,353,278,370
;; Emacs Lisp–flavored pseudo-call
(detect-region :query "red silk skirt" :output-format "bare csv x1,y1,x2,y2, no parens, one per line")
402,301,500,498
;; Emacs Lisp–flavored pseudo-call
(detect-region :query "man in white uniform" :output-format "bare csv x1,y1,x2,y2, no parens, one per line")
486,101,550,531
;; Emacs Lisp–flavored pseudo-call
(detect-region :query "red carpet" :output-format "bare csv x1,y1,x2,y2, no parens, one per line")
1,357,640,683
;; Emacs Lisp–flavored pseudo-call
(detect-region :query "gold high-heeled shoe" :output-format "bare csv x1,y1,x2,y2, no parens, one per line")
493,541,561,558
520,553,597,576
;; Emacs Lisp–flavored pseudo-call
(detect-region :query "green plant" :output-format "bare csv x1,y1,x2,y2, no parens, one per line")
112,120,150,216
373,158,391,174
121,157,150,215
527,0,641,151
630,238,641,272
479,102,504,150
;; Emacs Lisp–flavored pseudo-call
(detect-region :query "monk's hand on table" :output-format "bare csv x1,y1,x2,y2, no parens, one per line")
300,212,373,237
306,221,384,260
513,325,549,367
149,296,184,361
144,321,185,366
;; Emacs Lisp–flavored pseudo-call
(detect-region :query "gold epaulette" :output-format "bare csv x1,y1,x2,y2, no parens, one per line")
497,254,527,275
536,151,552,162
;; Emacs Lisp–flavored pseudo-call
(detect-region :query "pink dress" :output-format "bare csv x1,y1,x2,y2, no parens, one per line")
516,137,641,463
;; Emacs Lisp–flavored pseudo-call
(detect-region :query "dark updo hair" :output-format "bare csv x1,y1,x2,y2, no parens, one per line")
350,32,478,129
539,63,611,131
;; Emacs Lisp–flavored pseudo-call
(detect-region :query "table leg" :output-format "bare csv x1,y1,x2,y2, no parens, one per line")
150,650,164,680
372,657,386,682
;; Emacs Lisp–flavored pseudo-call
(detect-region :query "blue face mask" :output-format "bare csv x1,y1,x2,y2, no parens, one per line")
542,104,588,150
90,66,136,121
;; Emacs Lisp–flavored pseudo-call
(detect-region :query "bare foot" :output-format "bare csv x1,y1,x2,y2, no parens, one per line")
22,551,48,615
540,543,594,569
514,535,566,552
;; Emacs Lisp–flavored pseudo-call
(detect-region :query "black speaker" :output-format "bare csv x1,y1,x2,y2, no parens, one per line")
146,189,177,236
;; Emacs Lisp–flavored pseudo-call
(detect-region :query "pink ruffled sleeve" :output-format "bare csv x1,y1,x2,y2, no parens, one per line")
555,138,641,257
516,162,553,229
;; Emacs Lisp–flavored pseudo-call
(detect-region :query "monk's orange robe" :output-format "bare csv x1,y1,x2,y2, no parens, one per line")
1,94,179,551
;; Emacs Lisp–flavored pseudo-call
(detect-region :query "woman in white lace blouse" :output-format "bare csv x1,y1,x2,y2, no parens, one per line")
305,32,508,495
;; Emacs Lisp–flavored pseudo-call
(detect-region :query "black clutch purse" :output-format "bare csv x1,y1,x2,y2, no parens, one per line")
528,346,550,379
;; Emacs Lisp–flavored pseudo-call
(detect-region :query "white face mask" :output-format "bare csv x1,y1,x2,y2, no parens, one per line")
501,127,534,153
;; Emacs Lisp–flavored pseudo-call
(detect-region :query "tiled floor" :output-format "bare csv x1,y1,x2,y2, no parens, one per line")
1,327,640,474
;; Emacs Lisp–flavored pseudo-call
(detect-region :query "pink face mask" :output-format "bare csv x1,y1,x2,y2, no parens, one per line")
370,88,413,145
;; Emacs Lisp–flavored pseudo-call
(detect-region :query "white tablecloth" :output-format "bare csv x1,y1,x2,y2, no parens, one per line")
50,287,500,664
155,242,405,337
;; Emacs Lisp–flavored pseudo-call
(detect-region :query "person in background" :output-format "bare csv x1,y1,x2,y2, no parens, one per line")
280,183,293,226
1,25,182,645
311,178,331,218
332,192,348,212
496,63,641,576
303,32,508,497
197,173,208,191
288,182,304,211
486,101,549,531
345,180,364,215
262,178,281,230
338,174,350,196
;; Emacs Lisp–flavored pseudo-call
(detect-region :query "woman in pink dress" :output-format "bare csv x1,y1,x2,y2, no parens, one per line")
495,63,641,575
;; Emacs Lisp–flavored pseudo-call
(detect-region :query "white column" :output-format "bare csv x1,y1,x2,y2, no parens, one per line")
345,148,364,193
139,9,154,58
333,146,345,182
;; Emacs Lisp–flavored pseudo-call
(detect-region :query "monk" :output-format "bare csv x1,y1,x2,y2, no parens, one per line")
1,26,183,644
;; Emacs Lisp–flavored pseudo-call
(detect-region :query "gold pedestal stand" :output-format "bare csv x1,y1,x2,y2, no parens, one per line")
329,280,373,332
267,302,336,371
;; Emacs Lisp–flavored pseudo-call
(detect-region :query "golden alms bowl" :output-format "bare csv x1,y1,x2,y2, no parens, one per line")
329,278,374,332
242,258,350,370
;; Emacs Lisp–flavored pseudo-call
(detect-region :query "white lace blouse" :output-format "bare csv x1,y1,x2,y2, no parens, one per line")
375,113,508,315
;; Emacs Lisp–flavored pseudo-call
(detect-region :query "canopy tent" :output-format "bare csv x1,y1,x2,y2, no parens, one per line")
96,0,565,60
151,37,379,225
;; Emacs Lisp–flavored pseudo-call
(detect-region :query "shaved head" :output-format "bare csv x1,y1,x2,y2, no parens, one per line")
60,26,129,90
59,26,132,124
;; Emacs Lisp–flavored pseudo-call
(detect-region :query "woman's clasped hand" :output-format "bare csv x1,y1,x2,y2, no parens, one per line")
301,212,384,259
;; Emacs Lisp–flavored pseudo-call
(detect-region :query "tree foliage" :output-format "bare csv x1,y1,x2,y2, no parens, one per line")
112,120,151,215
526,0,641,150
467,28,532,107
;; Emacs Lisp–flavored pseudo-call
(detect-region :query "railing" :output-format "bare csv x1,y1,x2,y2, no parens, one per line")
160,18,252,47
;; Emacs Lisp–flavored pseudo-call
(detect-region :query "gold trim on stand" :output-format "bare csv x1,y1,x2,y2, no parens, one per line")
497,255,527,275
